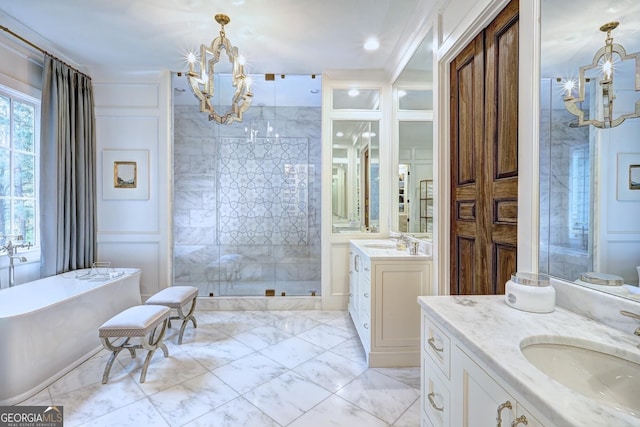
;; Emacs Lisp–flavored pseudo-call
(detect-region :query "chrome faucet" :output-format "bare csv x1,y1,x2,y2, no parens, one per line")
620,310,640,337
0,235,31,287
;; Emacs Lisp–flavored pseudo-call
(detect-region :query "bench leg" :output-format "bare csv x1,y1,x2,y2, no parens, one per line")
172,297,198,345
101,337,133,384
139,318,170,383
101,318,170,384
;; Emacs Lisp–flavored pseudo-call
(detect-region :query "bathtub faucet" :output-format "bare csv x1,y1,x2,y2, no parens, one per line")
0,235,31,287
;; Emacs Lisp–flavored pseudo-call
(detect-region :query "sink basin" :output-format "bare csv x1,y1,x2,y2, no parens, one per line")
364,243,396,249
520,336,640,417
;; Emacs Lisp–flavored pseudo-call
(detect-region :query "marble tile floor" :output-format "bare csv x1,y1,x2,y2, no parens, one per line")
20,310,421,426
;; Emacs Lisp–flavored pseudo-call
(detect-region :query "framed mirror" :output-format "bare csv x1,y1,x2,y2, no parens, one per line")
392,30,434,236
331,119,380,233
539,0,640,298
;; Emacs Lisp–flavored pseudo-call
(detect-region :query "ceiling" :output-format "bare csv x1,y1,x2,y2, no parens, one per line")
2,0,640,79
3,1,637,109
0,0,431,77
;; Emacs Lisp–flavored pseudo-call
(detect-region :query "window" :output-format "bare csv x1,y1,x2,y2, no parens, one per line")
0,87,38,245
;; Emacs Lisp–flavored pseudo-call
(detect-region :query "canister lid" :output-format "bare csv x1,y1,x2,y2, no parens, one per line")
579,272,624,286
510,272,550,287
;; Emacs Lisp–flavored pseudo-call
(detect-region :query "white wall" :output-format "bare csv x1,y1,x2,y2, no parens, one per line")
598,120,640,284
91,69,172,299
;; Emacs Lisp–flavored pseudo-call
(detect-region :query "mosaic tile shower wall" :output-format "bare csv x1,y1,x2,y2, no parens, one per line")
217,137,309,246
173,105,321,297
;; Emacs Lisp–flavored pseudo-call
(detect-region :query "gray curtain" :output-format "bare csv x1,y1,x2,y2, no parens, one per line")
40,55,96,276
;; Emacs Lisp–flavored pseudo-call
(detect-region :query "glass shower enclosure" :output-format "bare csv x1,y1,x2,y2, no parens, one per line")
172,74,322,297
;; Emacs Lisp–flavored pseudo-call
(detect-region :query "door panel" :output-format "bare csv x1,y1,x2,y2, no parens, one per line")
450,32,485,296
450,0,519,295
484,0,519,294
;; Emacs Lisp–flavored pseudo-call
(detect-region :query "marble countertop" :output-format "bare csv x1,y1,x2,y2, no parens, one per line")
417,295,640,427
350,239,431,261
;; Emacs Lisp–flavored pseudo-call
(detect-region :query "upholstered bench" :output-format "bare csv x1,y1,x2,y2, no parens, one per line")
145,286,198,344
98,305,170,384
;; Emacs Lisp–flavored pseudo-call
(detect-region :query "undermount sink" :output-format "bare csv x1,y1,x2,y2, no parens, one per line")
520,336,640,417
364,243,396,249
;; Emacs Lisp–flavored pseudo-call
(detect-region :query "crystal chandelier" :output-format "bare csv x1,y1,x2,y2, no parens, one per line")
562,22,640,128
186,14,253,124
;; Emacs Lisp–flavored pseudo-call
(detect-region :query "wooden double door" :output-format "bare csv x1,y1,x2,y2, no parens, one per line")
450,0,519,295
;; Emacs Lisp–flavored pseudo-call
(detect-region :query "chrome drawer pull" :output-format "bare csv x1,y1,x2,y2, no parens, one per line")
363,292,369,298
427,392,444,412
428,337,444,353
363,322,369,329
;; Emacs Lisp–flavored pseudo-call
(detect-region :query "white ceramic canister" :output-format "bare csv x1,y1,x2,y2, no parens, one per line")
504,272,555,313
574,272,629,296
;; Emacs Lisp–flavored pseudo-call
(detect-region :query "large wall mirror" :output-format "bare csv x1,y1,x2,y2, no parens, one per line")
539,0,640,299
330,87,381,234
331,119,380,233
392,30,433,235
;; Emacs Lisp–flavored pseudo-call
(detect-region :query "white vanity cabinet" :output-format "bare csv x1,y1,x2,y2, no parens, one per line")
421,312,544,427
453,346,543,427
349,240,432,367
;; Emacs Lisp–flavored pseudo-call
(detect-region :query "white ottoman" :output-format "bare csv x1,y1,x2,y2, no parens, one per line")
98,305,170,384
145,286,198,344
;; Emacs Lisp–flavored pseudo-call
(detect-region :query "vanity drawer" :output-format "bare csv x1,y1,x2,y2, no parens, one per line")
423,314,451,379
361,256,371,279
358,281,371,317
422,354,450,427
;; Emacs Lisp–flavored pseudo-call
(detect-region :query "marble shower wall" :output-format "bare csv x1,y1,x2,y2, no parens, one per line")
173,105,321,296
539,78,592,280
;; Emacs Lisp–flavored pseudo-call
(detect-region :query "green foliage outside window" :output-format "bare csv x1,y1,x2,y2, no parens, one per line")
0,90,37,244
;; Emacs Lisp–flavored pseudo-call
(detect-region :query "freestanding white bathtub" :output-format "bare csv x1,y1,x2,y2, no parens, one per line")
0,268,142,405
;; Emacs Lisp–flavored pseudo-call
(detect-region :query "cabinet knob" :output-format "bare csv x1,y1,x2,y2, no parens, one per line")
511,415,528,427
427,392,444,412
427,337,444,353
496,401,512,427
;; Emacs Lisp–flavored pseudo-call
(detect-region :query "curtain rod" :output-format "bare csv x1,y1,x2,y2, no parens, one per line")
0,24,91,79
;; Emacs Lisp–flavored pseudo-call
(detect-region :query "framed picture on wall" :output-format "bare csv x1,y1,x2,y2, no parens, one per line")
102,149,149,200
617,153,640,200
113,161,137,188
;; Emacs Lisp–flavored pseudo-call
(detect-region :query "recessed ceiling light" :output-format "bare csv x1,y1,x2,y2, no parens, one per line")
348,89,360,97
364,37,380,51
398,90,407,97
336,131,344,137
